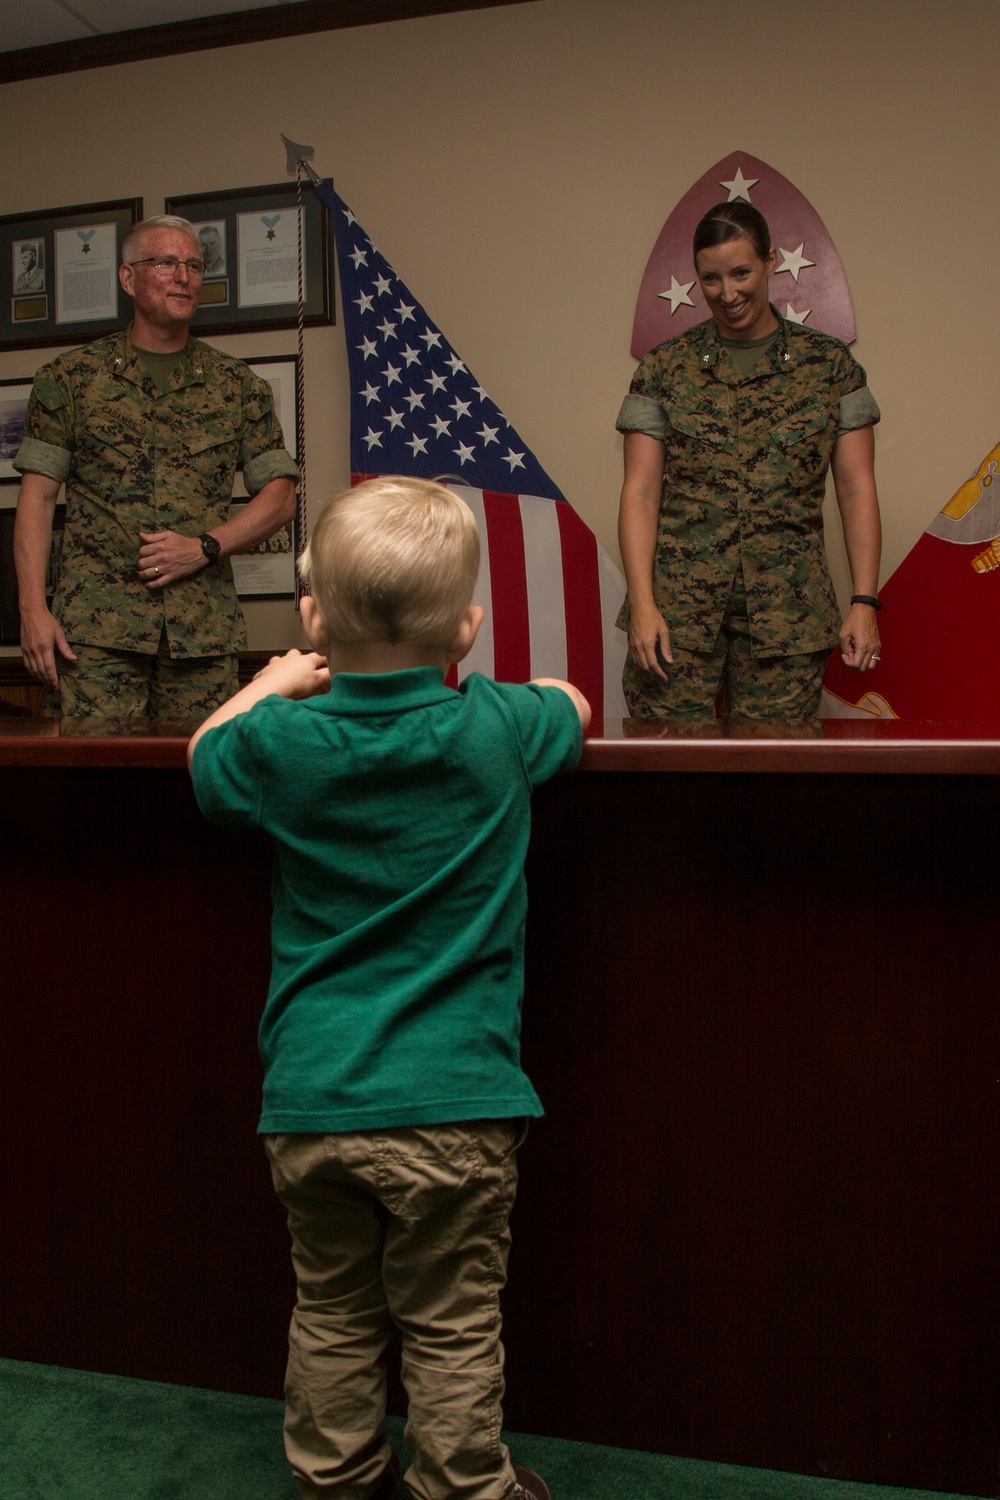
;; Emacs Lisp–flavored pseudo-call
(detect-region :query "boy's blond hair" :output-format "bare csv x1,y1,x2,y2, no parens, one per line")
299,477,480,646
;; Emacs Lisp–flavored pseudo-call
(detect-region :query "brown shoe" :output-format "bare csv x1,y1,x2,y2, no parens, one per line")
510,1466,551,1500
371,1448,402,1499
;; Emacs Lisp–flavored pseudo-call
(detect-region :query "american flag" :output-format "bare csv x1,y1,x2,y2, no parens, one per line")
314,180,626,722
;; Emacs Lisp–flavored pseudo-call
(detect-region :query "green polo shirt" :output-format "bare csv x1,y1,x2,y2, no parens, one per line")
191,668,583,1132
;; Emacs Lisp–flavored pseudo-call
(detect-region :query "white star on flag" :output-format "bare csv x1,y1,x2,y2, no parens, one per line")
658,275,696,314
315,179,627,721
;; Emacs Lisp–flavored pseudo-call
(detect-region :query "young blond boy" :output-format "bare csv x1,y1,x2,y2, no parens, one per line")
188,478,589,1500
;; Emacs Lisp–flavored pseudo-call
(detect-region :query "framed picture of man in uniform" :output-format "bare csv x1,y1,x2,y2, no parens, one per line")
0,197,142,352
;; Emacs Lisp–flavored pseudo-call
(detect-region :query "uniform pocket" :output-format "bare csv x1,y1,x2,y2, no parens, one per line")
663,404,729,485
769,402,833,482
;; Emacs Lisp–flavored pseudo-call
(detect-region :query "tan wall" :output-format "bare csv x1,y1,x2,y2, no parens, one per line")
0,0,995,651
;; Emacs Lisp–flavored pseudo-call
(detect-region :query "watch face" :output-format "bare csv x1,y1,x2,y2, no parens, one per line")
201,534,221,561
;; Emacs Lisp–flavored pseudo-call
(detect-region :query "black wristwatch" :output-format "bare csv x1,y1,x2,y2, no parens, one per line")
199,533,221,564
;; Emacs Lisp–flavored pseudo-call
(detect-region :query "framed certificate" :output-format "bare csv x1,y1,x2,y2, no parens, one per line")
0,198,142,352
164,182,333,337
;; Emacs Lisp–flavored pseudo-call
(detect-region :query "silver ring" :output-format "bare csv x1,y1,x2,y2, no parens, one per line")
153,567,160,576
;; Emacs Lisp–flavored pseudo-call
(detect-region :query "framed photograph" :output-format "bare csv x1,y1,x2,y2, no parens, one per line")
0,497,66,645
0,378,32,482
164,182,334,337
246,354,300,460
228,353,300,600
0,198,142,352
229,502,295,600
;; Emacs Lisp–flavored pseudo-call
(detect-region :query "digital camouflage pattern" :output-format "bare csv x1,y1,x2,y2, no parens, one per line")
617,312,877,658
46,642,240,721
14,328,298,658
622,567,829,719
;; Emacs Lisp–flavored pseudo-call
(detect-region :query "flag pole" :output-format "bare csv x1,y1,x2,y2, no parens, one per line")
280,135,323,604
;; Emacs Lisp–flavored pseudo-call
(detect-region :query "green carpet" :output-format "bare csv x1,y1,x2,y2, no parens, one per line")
0,1358,979,1500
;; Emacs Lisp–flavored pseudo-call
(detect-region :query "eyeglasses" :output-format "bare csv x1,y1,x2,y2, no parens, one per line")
128,256,205,278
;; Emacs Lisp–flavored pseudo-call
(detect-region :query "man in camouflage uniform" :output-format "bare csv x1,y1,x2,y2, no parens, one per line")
616,310,881,718
13,215,298,718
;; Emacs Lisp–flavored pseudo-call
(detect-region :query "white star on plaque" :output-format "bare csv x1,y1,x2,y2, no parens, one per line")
774,244,815,282
719,167,758,203
658,275,696,314
784,303,812,324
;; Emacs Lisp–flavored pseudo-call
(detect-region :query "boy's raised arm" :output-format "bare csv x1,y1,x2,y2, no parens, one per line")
530,678,591,730
187,649,330,769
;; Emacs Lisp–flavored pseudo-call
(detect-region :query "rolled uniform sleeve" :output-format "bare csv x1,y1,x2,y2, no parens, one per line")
13,366,74,481
615,392,667,442
838,385,880,432
239,371,299,496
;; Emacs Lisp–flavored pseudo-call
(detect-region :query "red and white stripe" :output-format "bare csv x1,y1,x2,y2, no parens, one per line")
453,488,627,724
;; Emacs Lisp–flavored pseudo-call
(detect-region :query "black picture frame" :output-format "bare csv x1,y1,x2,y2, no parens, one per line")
0,377,33,482
229,353,301,600
164,182,334,337
0,197,142,352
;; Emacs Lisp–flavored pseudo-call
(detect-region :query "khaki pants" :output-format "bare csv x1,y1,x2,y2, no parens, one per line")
264,1121,525,1500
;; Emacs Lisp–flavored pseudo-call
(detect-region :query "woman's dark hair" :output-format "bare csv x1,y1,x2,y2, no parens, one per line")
692,201,771,262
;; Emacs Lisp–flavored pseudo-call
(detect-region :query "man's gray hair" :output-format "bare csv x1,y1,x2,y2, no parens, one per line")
122,214,199,266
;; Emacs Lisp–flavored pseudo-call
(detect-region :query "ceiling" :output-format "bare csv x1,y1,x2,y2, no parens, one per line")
0,1,307,54
0,1,522,83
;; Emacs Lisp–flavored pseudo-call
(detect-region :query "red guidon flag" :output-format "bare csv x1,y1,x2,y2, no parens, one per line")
822,443,1000,725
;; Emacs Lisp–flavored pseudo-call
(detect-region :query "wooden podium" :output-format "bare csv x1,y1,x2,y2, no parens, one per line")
1,717,997,1497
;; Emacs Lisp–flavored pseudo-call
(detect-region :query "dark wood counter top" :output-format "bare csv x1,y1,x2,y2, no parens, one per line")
3,712,998,1494
3,713,1000,772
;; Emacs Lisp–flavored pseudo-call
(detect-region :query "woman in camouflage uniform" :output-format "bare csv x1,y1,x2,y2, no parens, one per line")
616,201,882,720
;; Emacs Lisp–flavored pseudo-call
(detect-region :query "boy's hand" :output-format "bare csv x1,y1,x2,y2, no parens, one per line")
188,649,330,770
254,649,331,699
